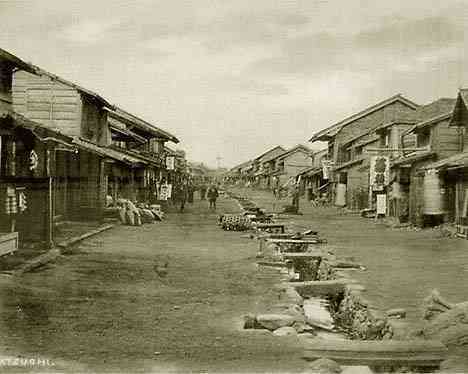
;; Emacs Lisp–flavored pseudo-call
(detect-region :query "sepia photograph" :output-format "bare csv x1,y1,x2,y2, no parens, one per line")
1,0,468,372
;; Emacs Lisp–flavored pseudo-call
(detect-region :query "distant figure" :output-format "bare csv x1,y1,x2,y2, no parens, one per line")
291,184,300,214
176,183,188,212
207,185,219,210
200,184,207,200
187,181,194,203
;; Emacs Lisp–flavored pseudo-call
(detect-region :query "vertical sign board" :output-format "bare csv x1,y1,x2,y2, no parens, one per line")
370,156,390,191
322,160,333,180
376,194,387,215
166,156,175,170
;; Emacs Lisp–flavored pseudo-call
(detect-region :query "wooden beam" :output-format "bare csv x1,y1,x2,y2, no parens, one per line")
282,252,324,259
303,340,448,369
291,280,347,297
267,238,321,244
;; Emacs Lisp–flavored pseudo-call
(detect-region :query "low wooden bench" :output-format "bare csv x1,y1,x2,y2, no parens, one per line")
282,252,325,281
291,280,347,297
265,238,322,254
282,252,324,259
267,238,322,244
255,223,285,233
303,340,448,370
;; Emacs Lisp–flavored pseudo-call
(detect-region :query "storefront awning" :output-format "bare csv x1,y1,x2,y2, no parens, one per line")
1,110,75,148
391,151,436,168
422,152,468,171
71,138,147,167
109,124,147,143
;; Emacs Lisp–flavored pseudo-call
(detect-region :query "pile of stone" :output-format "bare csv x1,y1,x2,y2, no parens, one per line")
331,285,392,340
420,290,468,347
244,285,319,337
244,310,316,337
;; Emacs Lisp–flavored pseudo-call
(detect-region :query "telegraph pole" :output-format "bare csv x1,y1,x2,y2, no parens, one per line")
216,156,222,169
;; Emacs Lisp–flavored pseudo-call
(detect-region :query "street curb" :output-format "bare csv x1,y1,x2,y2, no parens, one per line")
13,223,115,275
14,248,61,275
56,223,115,249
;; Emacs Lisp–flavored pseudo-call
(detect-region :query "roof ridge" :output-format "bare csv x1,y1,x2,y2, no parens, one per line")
310,94,419,142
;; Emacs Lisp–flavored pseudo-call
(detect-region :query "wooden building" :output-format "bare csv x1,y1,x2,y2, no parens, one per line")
390,98,457,225
419,90,468,230
252,146,286,188
12,65,180,221
12,66,116,221
268,144,313,188
105,107,179,203
1,48,71,247
310,94,419,210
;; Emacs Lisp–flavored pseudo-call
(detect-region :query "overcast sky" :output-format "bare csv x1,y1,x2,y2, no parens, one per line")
1,0,467,167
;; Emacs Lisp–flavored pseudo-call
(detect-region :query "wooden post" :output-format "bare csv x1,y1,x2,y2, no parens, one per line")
130,168,136,201
98,158,106,220
455,172,460,224
45,176,53,248
44,143,54,248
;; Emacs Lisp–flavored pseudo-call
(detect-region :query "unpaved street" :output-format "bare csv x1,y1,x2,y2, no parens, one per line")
2,190,468,372
0,196,305,373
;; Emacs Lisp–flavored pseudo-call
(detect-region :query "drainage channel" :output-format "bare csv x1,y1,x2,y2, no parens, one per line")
220,191,449,373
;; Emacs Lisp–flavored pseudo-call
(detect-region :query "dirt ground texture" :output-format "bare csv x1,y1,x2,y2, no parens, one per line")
0,194,306,373
231,187,468,372
2,188,468,372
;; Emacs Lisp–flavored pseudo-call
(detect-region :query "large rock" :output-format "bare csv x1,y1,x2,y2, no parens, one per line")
277,286,304,306
292,321,316,334
386,308,406,319
243,314,257,329
256,314,296,331
307,358,342,373
303,298,335,331
273,326,297,336
423,301,468,346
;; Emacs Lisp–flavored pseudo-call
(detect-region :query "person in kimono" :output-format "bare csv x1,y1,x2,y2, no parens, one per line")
207,185,219,210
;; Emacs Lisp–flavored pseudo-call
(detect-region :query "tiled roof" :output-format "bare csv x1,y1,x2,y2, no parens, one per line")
0,48,37,74
108,107,179,143
254,146,287,162
309,94,419,142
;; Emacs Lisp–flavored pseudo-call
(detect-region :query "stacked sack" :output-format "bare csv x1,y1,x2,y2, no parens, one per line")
117,199,165,226
219,214,252,231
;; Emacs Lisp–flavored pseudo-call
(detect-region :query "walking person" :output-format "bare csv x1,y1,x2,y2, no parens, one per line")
200,183,207,200
176,182,188,212
291,184,300,214
207,185,219,210
187,180,194,204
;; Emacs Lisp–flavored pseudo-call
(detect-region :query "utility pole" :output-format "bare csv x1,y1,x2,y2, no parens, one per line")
216,156,222,169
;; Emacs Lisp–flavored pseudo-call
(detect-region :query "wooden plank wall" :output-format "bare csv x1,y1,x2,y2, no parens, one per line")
432,119,462,158
0,62,13,112
12,70,82,137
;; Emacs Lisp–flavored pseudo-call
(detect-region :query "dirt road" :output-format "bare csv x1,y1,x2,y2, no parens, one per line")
0,195,305,373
